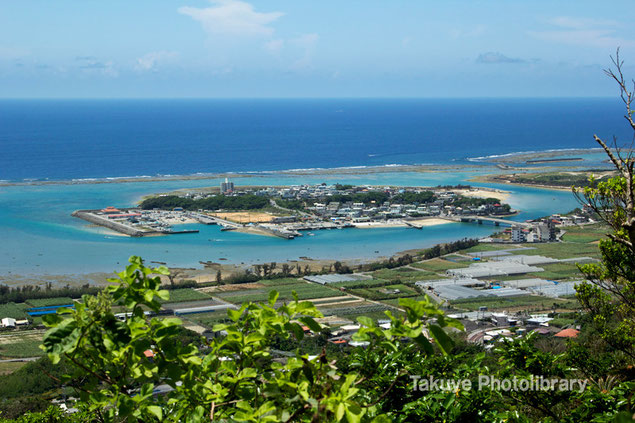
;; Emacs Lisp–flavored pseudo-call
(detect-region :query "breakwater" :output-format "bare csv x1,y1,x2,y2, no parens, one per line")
72,210,158,237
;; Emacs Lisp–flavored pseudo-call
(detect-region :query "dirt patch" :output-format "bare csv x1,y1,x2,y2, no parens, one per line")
212,212,275,223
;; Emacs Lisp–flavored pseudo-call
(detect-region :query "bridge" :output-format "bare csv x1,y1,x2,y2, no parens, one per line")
447,215,532,228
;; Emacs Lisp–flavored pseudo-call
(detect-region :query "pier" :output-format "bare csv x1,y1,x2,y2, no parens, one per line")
189,212,242,230
72,210,159,237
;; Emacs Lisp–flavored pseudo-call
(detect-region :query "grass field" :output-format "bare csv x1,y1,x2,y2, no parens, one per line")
162,288,212,304
25,297,75,308
0,303,29,320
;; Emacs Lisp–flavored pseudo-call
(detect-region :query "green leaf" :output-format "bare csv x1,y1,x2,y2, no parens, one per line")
268,290,279,306
298,316,322,333
146,405,163,420
357,316,375,328
428,324,453,355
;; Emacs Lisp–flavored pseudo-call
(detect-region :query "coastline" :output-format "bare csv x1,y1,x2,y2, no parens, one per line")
469,174,581,192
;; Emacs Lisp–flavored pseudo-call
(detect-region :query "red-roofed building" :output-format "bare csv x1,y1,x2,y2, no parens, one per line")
554,328,580,338
143,349,155,358
101,206,121,214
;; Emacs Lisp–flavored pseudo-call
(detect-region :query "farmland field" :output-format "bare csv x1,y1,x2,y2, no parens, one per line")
411,258,470,273
0,332,44,358
216,281,340,304
25,297,75,308
0,303,29,320
162,288,212,304
450,295,579,312
369,267,437,283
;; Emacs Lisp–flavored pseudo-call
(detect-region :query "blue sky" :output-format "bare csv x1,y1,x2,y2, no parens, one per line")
1,0,634,98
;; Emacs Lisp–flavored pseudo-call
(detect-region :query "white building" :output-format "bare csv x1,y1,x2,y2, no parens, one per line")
1,317,16,328
220,178,234,193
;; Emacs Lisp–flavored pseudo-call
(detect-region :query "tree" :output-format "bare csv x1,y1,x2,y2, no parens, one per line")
40,256,464,422
573,49,635,360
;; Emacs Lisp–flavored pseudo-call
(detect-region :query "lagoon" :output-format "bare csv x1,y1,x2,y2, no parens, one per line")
0,171,580,277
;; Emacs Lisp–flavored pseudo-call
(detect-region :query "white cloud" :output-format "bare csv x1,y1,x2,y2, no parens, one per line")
530,16,634,48
264,39,284,53
290,33,319,70
178,0,284,37
135,51,178,72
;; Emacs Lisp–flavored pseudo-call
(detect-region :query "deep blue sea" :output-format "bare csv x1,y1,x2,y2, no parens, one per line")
0,98,628,182
0,99,622,277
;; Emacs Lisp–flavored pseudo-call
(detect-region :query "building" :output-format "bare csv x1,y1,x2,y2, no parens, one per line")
220,178,235,194
1,317,16,328
511,226,526,242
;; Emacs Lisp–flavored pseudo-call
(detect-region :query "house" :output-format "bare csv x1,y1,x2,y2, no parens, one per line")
554,328,580,338
1,317,16,328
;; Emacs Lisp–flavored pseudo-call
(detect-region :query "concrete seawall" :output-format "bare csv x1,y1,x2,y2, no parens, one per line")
72,210,158,237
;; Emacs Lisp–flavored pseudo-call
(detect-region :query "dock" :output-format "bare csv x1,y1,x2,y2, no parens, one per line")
404,221,423,229
72,210,159,237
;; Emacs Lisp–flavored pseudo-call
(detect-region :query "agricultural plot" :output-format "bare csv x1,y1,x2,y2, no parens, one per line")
259,278,307,287
0,332,44,358
525,262,582,280
0,361,27,375
329,279,391,289
319,303,394,321
411,258,470,273
25,297,75,308
462,244,524,254
162,288,212,304
183,311,232,329
369,267,437,283
0,303,29,320
450,295,579,312
561,224,607,243
216,281,340,304
508,241,600,260
349,284,419,301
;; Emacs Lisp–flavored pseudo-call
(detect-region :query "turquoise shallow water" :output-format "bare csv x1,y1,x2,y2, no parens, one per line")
0,170,580,276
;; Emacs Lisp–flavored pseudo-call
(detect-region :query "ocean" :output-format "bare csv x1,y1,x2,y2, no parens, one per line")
0,98,628,182
0,98,619,277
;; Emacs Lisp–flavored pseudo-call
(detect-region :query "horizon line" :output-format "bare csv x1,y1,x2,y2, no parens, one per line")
0,95,617,101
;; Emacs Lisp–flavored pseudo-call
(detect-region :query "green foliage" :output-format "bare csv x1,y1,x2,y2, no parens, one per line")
0,303,29,320
0,285,98,306
391,191,435,204
38,256,470,422
139,194,269,211
0,405,91,423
